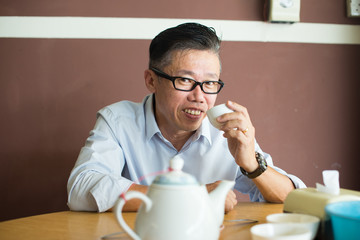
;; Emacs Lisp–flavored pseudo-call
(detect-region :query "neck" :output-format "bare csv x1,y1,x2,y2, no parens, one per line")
152,95,195,151
160,129,194,151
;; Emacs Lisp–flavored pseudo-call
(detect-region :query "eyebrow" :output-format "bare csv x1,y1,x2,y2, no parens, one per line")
176,70,219,80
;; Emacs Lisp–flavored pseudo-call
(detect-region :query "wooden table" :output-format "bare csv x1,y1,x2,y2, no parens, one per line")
0,202,284,240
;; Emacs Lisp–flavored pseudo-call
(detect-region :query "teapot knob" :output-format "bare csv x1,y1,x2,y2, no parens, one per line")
170,156,184,171
153,156,197,185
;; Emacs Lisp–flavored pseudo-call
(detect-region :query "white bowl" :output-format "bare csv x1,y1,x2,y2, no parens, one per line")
206,104,233,129
251,223,312,240
266,213,320,239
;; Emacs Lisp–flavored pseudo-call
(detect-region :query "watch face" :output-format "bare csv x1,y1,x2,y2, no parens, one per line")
260,158,268,170
280,0,294,8
256,152,267,170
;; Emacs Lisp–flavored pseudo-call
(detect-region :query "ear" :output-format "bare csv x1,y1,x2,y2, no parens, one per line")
144,69,156,93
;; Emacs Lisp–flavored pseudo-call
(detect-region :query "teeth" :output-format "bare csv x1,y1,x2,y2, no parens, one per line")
185,109,201,116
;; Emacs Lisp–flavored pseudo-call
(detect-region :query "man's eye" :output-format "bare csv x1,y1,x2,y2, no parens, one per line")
178,78,193,84
204,81,215,86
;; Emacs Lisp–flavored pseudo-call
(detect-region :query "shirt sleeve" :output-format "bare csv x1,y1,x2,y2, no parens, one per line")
67,111,133,212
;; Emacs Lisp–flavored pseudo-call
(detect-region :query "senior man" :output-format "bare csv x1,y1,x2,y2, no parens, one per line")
67,22,305,213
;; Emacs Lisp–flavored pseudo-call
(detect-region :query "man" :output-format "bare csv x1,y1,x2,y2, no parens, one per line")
67,22,305,213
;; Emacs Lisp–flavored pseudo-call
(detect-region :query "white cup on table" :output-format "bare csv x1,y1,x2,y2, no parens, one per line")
266,213,320,239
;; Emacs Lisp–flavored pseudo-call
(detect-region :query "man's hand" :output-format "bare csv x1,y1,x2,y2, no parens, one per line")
216,101,258,173
122,184,149,212
207,181,237,213
217,100,295,203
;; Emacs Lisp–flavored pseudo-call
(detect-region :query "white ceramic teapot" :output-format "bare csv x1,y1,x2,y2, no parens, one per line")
114,156,235,240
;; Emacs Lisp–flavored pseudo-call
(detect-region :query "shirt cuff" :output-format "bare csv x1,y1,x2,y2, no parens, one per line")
287,174,307,189
90,176,134,212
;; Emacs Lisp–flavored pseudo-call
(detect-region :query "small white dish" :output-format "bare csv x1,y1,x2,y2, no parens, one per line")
206,103,233,129
266,213,320,239
250,223,312,240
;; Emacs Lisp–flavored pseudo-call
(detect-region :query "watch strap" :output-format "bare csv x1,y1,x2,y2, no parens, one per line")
240,152,268,179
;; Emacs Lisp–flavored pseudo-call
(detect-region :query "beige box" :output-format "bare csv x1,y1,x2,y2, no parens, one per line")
284,187,360,220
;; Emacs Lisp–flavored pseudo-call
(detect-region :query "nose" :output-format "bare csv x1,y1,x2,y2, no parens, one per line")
188,84,205,103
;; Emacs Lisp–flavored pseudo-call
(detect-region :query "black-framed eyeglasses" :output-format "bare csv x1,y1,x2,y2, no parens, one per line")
150,67,224,94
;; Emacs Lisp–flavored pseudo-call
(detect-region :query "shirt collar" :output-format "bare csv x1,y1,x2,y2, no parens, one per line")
199,116,212,145
144,94,213,145
145,94,161,141
195,117,212,145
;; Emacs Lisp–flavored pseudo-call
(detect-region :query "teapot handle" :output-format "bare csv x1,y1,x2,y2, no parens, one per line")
114,191,152,240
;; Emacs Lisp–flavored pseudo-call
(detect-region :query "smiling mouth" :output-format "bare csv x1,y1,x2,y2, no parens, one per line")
184,109,202,116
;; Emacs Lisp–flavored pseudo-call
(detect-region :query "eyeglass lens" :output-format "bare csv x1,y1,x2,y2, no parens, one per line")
151,67,223,94
174,78,221,93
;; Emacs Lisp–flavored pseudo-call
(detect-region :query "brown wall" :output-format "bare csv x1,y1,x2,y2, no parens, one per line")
1,0,360,221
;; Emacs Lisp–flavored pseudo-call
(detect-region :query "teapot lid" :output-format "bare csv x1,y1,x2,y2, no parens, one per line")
153,156,197,185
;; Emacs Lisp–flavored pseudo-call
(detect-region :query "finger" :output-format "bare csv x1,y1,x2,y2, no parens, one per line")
225,101,253,127
228,191,238,205
226,101,250,117
216,112,240,126
222,128,249,142
228,190,236,198
233,195,238,204
221,119,251,133
217,111,252,134
225,201,234,213
224,197,237,213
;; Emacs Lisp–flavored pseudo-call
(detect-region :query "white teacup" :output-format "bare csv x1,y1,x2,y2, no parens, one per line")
251,223,312,240
266,213,320,240
206,104,233,129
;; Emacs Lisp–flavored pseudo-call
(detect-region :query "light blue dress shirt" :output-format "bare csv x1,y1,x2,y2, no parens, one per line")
67,94,306,212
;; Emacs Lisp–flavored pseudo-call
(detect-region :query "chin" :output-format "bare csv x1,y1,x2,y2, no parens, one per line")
184,123,202,132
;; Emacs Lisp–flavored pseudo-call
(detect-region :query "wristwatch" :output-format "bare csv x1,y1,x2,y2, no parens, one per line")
240,152,268,179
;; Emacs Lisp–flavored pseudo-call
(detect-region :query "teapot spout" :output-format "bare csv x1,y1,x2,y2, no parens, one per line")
209,180,235,226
